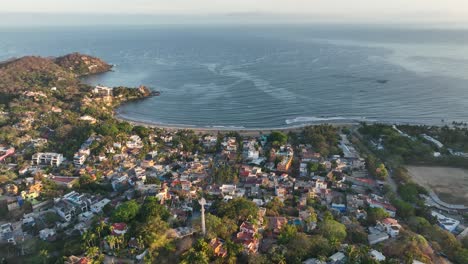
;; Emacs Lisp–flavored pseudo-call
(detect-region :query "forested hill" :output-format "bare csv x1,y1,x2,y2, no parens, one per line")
0,53,111,94
54,53,112,76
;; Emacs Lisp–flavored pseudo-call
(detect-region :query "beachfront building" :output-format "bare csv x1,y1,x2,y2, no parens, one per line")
92,85,113,97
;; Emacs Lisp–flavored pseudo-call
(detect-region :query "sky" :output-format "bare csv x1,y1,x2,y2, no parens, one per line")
1,0,468,26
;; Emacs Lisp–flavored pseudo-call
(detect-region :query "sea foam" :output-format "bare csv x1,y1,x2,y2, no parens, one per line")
285,116,371,125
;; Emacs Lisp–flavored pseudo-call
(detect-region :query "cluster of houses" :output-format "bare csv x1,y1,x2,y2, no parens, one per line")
270,145,294,172
1,124,466,264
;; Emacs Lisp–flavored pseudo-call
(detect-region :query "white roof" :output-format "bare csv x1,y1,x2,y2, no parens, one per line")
370,249,386,261
329,252,346,261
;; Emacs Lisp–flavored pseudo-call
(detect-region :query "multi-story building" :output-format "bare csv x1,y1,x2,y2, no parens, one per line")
92,85,113,97
54,191,92,221
32,152,64,167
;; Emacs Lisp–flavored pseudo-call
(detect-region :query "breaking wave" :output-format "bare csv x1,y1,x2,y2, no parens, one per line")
285,116,373,125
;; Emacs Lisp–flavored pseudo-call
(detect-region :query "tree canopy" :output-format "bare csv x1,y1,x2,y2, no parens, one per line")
318,218,347,245
268,131,288,146
111,200,140,223
137,196,170,222
217,197,259,223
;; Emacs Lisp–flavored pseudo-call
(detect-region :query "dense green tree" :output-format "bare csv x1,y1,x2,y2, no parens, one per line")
138,196,170,222
383,233,433,264
345,245,378,264
267,245,287,264
407,217,432,234
217,197,259,223
307,162,320,173
278,224,298,245
461,236,468,249
205,213,238,240
309,235,333,258
116,121,133,134
392,199,415,219
284,232,313,263
137,216,173,259
398,183,426,203
212,164,238,184
318,218,347,245
96,121,119,137
366,207,390,225
454,248,468,264
247,253,269,264
393,167,411,184
180,239,212,264
265,197,284,216
180,248,210,264
133,125,151,138
302,125,341,157
376,163,388,180
111,200,140,222
346,226,369,244
268,131,288,146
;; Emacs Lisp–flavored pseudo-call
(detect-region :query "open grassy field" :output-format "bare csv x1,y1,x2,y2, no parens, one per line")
407,166,468,205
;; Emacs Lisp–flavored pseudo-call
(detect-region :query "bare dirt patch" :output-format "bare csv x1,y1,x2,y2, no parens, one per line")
407,166,468,205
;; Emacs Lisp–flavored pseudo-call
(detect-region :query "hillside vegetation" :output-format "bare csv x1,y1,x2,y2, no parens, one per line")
0,53,111,94
54,52,112,76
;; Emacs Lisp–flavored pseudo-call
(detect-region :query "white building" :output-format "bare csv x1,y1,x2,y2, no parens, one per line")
314,176,328,190
127,135,143,149
79,211,94,222
379,218,401,238
32,152,64,167
368,231,389,245
92,86,113,97
39,228,56,241
91,198,111,214
432,211,460,232
329,252,346,263
369,250,386,261
73,153,87,167
220,184,237,195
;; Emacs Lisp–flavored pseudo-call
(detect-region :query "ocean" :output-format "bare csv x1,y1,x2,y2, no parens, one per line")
1,24,468,128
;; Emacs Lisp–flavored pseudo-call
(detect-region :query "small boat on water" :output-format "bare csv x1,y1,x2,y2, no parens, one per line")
152,91,161,96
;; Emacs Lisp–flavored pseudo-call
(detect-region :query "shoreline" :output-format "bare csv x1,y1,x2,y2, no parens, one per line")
112,102,462,135
114,111,359,135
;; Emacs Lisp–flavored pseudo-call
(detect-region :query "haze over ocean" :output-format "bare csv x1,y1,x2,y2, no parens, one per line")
2,25,468,128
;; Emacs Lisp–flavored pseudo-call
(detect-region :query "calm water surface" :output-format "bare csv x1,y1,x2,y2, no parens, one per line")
1,25,468,128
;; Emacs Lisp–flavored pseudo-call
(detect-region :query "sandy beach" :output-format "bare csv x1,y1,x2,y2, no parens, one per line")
114,111,357,136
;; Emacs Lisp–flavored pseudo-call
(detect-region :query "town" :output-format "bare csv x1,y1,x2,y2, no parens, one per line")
0,105,467,263
0,54,467,264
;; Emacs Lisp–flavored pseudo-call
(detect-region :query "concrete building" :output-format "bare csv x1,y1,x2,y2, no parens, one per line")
92,85,113,97
32,152,64,167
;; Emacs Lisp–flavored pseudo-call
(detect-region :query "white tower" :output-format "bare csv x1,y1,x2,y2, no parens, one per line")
199,197,206,236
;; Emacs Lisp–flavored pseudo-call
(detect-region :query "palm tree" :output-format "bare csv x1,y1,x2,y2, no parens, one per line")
96,220,106,239
82,231,92,248
115,235,123,251
106,235,117,251
89,233,97,248
85,246,100,259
